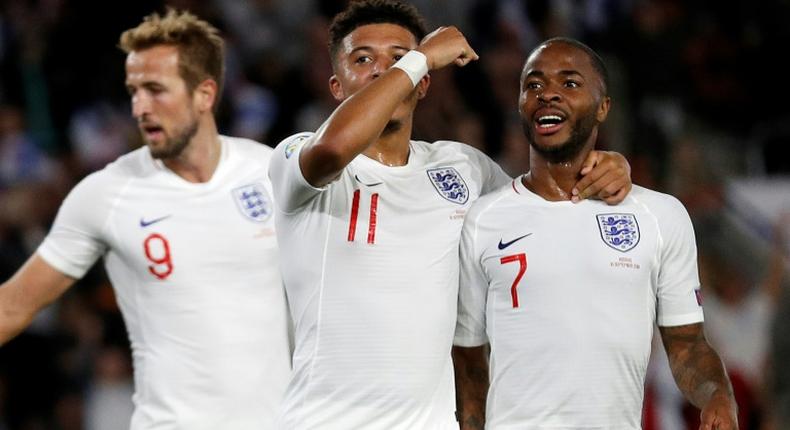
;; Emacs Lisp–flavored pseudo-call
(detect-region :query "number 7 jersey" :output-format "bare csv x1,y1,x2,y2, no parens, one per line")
36,136,291,430
269,132,510,429
454,177,704,429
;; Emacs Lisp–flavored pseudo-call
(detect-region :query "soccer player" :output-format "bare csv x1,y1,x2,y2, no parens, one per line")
453,37,738,429
268,1,631,428
0,10,290,430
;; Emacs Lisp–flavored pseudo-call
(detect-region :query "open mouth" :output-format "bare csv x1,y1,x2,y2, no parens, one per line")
141,124,165,140
534,113,566,135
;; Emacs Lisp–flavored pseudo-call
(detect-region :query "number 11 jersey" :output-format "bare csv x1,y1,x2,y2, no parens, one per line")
269,132,510,429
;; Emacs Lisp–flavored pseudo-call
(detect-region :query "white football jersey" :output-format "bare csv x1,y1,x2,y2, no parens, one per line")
269,132,510,429
455,178,704,429
37,136,291,430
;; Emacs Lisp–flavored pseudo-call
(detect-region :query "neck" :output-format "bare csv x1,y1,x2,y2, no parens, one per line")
522,144,595,201
362,117,413,166
162,119,221,183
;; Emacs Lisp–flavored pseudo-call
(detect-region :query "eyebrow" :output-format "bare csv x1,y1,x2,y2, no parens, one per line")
524,69,583,79
349,45,412,55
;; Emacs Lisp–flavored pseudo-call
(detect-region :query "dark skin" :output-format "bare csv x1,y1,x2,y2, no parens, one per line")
298,23,631,199
452,345,488,430
453,41,738,430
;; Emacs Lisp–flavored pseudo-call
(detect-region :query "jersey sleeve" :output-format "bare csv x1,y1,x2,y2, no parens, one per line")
268,132,326,213
472,148,511,196
36,172,111,279
655,196,705,327
454,210,490,347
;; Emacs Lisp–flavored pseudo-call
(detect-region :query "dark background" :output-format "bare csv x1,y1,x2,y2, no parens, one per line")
1,1,789,429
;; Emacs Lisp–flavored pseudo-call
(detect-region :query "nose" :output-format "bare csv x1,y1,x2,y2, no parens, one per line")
131,91,151,120
371,57,395,80
537,84,561,104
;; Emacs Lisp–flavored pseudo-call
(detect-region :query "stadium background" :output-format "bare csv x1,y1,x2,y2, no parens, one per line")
1,0,789,428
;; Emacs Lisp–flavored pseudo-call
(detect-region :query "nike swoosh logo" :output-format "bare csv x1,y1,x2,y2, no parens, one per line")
140,215,171,228
354,174,383,187
498,233,533,250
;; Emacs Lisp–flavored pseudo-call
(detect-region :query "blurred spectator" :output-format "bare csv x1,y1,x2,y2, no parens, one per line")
67,102,135,174
83,346,134,430
2,0,790,427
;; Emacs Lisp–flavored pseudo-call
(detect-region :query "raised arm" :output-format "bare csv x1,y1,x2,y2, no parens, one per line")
299,26,478,187
572,150,632,204
0,254,76,344
659,323,738,430
452,345,489,430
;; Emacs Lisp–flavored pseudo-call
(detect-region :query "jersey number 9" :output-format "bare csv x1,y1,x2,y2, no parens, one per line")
143,233,173,280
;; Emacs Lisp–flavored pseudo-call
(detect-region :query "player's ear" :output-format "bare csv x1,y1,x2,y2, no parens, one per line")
415,73,430,99
329,75,345,101
194,79,218,113
596,96,610,123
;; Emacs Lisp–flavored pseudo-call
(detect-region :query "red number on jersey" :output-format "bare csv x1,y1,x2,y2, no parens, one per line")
500,253,527,308
347,190,379,244
143,233,173,280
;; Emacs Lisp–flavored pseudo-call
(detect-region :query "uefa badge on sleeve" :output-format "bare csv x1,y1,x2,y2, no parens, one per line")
232,183,272,222
596,213,640,252
426,167,469,204
284,135,308,159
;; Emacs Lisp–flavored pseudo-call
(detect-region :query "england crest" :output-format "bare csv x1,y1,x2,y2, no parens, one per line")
232,183,272,222
427,167,469,204
596,213,640,252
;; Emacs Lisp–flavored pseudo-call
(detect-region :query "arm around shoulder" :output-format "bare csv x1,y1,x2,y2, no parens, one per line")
0,254,76,345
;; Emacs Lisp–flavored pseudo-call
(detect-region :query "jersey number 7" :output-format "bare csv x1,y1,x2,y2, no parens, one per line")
500,253,527,308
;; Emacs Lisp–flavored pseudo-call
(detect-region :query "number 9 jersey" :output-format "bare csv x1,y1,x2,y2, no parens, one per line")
36,136,291,430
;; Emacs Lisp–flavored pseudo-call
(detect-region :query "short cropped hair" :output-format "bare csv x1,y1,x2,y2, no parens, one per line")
535,37,610,96
328,0,427,66
119,8,225,104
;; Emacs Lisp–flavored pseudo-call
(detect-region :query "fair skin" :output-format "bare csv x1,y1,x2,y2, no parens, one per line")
125,44,220,183
0,43,221,345
299,23,631,200
453,41,738,430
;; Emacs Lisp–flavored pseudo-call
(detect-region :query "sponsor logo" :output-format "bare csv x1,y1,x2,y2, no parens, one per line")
427,167,469,204
232,183,272,222
139,215,171,228
498,233,533,250
597,213,640,252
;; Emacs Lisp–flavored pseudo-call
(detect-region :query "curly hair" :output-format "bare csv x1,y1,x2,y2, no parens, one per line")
328,0,427,66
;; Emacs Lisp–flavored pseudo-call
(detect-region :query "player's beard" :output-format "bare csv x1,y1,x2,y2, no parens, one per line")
147,116,199,159
523,111,597,164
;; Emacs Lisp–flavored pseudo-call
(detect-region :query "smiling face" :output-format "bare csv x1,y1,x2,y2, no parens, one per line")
125,44,201,159
519,41,610,163
329,23,427,134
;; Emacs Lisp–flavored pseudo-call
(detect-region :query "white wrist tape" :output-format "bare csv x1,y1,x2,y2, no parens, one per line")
391,50,429,87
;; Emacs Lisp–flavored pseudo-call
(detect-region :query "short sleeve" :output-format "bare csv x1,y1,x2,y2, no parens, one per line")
655,196,705,327
37,173,110,279
474,149,511,196
454,212,490,347
268,132,326,213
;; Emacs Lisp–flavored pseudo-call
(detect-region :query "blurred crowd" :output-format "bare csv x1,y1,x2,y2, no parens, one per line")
1,0,789,429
